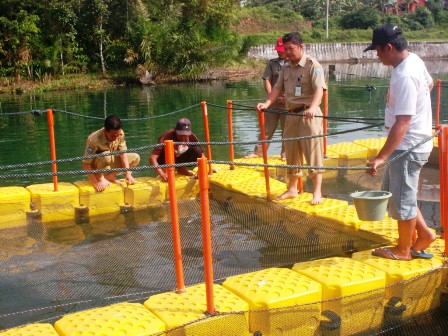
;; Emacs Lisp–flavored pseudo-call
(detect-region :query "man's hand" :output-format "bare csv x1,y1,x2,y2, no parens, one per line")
304,106,318,119
367,157,385,176
125,172,136,185
257,102,269,111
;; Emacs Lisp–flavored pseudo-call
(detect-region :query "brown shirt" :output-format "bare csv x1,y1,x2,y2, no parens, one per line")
274,53,327,110
82,128,127,164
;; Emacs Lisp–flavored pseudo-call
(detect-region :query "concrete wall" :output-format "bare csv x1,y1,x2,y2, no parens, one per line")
248,42,448,62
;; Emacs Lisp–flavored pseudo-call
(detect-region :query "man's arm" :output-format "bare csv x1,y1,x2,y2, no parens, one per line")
257,86,282,111
119,153,136,184
367,115,411,174
150,153,168,182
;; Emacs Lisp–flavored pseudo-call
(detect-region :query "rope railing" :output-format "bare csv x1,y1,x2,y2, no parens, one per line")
0,132,437,180
0,121,382,173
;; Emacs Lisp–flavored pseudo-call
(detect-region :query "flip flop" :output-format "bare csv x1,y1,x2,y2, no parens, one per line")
410,250,434,259
371,247,411,261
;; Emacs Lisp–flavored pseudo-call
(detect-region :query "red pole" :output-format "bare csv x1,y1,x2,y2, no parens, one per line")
201,101,213,174
165,140,185,293
323,89,328,156
227,100,235,170
198,157,215,315
435,79,441,127
46,109,58,191
257,108,271,200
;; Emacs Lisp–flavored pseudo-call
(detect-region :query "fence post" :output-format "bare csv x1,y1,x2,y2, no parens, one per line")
46,109,58,191
257,108,271,200
201,101,213,174
323,88,328,156
198,157,215,315
227,100,235,170
438,126,448,255
165,140,185,293
435,79,441,127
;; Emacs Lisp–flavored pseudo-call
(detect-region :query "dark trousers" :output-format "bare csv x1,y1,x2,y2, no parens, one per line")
157,146,203,167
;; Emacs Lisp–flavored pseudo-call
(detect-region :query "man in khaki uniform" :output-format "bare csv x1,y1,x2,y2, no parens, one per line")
257,32,326,204
82,115,140,191
246,36,287,160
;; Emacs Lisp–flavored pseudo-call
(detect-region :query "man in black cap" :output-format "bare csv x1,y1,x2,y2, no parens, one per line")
364,23,436,260
150,118,204,181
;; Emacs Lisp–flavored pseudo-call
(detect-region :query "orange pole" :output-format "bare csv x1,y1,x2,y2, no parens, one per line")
201,101,213,174
227,100,235,170
198,157,215,315
323,88,328,156
46,109,58,191
257,108,271,200
435,79,441,127
165,140,185,293
439,127,448,249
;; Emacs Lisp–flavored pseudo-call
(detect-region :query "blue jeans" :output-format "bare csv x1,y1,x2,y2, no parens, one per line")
382,150,429,221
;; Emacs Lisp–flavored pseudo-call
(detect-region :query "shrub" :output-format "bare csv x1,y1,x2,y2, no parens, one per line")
340,6,381,30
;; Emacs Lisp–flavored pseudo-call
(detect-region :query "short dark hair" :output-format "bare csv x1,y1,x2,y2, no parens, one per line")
378,36,408,52
104,115,122,131
282,32,303,46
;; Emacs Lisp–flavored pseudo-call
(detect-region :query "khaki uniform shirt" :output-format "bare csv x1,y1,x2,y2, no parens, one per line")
274,53,327,109
262,57,285,87
82,128,127,164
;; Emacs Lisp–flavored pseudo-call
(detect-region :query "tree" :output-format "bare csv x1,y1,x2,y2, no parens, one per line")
0,10,40,80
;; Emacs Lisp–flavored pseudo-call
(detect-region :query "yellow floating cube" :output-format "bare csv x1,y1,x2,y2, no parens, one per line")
281,198,348,216
210,167,260,189
0,186,30,228
124,176,167,210
26,183,79,222
0,323,59,335
327,142,369,174
222,267,322,335
292,257,386,335
74,180,123,217
54,302,165,335
354,137,387,157
144,283,250,336
230,176,286,199
352,250,446,319
172,174,199,200
359,217,398,241
317,204,362,229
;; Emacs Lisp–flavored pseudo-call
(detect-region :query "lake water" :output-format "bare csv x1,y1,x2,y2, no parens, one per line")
0,61,447,331
1,60,447,187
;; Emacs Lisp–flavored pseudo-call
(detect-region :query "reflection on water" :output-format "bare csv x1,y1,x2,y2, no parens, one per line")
0,64,446,331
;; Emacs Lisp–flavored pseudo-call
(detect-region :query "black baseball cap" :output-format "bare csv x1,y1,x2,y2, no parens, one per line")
364,23,404,52
175,118,192,136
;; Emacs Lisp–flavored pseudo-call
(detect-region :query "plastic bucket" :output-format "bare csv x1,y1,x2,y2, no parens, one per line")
350,190,392,221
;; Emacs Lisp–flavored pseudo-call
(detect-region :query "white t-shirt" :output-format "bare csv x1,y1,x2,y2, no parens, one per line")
385,52,433,153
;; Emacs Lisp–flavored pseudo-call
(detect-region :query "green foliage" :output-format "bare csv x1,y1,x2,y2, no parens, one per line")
340,6,381,29
0,0,448,84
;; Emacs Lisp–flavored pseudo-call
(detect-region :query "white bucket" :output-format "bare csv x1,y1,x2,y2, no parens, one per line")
350,190,392,221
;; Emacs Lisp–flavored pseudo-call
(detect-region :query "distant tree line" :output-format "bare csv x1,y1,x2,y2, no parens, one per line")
1,0,447,83
0,0,241,81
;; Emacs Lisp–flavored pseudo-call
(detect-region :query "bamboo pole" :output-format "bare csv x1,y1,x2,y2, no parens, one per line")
257,108,271,200
201,101,213,174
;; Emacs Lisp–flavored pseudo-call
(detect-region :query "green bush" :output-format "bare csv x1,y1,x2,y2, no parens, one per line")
340,7,381,30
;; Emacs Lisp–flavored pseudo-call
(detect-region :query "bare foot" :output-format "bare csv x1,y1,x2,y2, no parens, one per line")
105,175,123,186
245,153,260,159
94,178,111,192
275,190,298,200
311,192,323,205
177,167,194,176
412,232,437,251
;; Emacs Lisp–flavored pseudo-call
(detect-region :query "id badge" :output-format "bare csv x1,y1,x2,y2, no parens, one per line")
294,86,302,96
